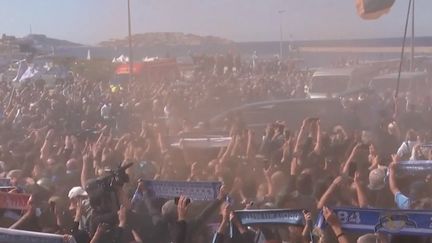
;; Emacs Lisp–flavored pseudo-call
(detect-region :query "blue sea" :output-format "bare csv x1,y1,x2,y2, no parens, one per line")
53,40,425,67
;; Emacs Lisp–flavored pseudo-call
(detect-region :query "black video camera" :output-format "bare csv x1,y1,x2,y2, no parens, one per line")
86,162,133,208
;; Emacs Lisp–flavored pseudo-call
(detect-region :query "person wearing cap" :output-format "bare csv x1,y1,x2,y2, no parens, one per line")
68,186,92,233
364,166,395,209
368,167,386,192
357,233,380,243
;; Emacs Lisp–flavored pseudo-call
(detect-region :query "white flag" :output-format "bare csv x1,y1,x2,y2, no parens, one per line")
19,64,39,82
12,60,27,82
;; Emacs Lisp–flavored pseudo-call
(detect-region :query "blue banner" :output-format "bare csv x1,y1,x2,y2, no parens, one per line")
233,209,305,226
0,179,12,189
315,207,432,236
0,227,75,243
395,160,432,177
230,209,306,239
143,180,222,201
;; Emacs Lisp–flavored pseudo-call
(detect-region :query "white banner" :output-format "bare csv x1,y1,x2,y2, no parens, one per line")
0,228,76,243
172,137,232,148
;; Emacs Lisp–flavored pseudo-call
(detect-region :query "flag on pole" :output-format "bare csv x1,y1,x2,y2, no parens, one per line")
18,64,39,83
12,60,27,82
356,0,396,20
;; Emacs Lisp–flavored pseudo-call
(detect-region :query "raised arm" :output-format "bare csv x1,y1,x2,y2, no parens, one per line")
246,130,256,160
212,203,231,243
342,144,360,175
176,196,190,243
313,120,322,155
302,210,313,242
353,172,368,208
294,118,310,157
219,135,235,165
323,207,350,243
388,156,400,196
263,165,275,198
81,153,93,188
40,129,55,161
317,176,342,209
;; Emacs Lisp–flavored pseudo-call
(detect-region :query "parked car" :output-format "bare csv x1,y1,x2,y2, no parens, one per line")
369,71,429,95
208,98,350,133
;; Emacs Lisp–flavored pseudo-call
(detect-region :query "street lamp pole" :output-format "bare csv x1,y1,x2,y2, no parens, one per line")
410,0,415,71
278,10,286,60
127,0,134,83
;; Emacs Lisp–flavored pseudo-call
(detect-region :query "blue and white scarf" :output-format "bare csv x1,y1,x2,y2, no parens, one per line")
233,209,305,226
315,207,432,236
230,209,306,238
395,160,432,177
142,180,222,201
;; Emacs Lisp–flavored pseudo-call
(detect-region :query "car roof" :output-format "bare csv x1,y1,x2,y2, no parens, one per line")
312,68,355,77
371,72,428,81
209,98,339,122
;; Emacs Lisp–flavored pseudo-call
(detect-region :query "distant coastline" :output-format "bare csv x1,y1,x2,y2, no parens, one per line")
300,46,432,54
2,33,432,68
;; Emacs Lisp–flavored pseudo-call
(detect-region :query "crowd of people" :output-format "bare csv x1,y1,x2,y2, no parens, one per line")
0,53,432,243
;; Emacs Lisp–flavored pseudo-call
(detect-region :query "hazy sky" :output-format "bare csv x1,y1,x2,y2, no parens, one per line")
0,0,431,45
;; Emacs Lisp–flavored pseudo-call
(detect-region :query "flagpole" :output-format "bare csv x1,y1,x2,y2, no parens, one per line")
127,0,134,83
410,0,415,71
395,0,412,99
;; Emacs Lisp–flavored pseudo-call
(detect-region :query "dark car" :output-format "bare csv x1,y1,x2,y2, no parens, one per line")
208,98,350,133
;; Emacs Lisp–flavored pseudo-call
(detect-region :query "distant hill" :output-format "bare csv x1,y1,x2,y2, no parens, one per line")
21,34,82,50
99,32,233,48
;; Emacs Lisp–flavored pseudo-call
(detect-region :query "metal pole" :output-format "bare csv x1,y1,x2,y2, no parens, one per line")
278,10,285,60
395,0,412,99
127,0,134,83
410,0,415,71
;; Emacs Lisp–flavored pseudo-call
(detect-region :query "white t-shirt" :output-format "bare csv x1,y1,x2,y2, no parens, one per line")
396,140,416,159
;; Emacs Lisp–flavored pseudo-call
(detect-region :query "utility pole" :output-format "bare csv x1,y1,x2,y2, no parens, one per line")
127,0,134,83
278,10,286,60
410,0,415,71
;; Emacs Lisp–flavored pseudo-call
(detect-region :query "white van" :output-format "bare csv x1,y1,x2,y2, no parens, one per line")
306,68,355,98
307,66,380,99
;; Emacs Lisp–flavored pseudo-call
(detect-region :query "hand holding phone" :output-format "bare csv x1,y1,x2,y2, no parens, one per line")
175,196,191,206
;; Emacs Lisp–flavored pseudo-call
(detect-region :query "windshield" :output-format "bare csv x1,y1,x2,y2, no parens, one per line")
310,76,349,94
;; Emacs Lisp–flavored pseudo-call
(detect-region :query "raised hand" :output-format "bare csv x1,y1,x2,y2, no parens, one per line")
177,195,190,221
221,203,231,223
217,185,227,201
118,205,127,228
323,206,341,228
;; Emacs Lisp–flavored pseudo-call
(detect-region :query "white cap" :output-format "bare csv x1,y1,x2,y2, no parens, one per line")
68,186,88,199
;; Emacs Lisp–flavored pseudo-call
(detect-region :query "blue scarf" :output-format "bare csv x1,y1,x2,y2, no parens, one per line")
142,180,222,201
0,178,11,189
395,160,432,177
315,207,432,236
230,209,306,238
233,209,305,226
